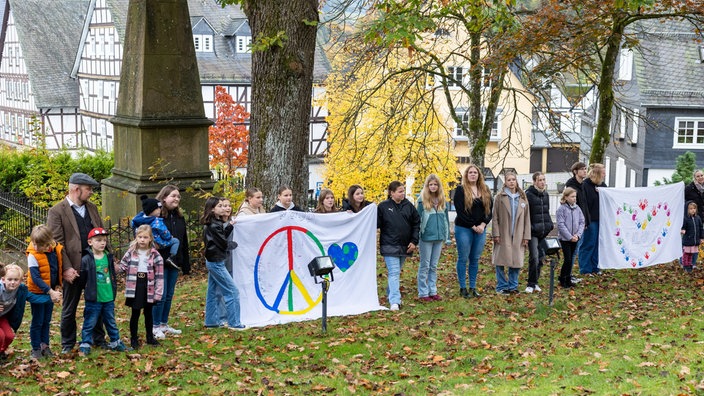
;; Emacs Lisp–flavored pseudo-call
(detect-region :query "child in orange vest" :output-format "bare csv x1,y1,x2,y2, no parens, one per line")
26,225,63,360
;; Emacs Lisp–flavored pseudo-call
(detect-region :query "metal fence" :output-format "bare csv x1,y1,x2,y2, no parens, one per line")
0,190,48,252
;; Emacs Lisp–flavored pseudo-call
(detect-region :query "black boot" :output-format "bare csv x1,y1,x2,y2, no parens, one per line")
131,337,140,350
459,288,470,298
470,288,481,298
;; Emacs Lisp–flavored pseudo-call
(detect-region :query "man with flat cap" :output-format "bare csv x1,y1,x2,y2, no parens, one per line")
47,172,107,353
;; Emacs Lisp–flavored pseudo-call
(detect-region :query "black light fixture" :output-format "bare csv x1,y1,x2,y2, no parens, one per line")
308,256,335,333
540,237,562,306
308,256,335,278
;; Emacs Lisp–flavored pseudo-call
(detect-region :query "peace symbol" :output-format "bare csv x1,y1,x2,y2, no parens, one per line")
254,226,325,315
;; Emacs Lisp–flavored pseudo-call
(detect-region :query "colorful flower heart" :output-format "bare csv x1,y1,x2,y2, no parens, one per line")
615,200,673,265
327,242,358,272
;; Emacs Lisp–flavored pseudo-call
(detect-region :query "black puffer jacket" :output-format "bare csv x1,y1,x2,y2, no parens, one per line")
525,186,554,239
203,218,234,262
377,198,420,256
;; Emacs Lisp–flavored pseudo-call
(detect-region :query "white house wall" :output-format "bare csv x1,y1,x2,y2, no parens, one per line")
0,11,35,145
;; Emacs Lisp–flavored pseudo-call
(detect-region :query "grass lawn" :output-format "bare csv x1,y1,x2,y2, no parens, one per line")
2,246,704,395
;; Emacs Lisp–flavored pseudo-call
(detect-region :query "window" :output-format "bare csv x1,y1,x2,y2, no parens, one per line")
604,156,611,186
236,36,252,54
193,34,214,53
487,110,501,141
629,169,637,187
447,66,463,87
674,118,704,147
454,108,501,140
455,110,469,137
699,45,704,63
618,48,633,81
631,109,639,144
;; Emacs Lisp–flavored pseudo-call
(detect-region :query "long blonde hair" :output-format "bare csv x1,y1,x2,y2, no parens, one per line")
129,225,155,250
462,164,492,216
588,163,605,185
560,187,577,204
420,174,446,211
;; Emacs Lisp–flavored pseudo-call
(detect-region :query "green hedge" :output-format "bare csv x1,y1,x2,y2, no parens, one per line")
0,146,114,208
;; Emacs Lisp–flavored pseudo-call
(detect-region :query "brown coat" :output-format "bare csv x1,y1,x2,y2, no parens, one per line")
46,198,103,271
491,190,531,268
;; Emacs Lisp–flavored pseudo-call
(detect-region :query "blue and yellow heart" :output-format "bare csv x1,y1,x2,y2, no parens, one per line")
327,242,358,272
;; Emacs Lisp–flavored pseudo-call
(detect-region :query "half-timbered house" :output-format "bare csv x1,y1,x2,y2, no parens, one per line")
0,0,87,149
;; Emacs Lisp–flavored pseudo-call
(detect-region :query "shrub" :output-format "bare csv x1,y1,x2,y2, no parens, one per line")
0,146,114,209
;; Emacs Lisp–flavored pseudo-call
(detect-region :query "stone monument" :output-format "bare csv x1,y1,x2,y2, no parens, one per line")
102,0,214,220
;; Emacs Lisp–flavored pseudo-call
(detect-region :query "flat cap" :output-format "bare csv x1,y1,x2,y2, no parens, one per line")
68,172,100,187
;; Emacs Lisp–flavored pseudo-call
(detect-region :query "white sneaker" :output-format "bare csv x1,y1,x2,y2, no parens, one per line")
152,326,166,340
390,303,400,311
524,286,534,294
534,285,542,292
161,325,182,335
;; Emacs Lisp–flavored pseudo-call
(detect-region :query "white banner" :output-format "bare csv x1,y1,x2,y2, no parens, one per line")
231,204,384,327
598,183,684,269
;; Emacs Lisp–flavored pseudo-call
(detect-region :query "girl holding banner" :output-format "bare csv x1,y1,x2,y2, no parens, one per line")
579,164,607,275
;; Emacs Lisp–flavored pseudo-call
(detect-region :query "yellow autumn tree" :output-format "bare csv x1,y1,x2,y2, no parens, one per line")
324,43,458,202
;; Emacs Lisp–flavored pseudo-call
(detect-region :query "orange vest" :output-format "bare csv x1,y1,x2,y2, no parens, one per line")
26,244,63,294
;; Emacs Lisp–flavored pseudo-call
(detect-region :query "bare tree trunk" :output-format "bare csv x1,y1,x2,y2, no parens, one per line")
242,0,318,209
590,15,625,164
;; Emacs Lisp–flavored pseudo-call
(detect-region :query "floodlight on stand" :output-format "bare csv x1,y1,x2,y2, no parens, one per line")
307,256,335,333
308,256,335,279
540,237,562,306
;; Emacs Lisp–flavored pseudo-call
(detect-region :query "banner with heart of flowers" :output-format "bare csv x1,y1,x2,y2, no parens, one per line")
598,182,684,270
231,204,384,327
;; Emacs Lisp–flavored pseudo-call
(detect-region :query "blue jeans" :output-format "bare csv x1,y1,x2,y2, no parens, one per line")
81,301,120,345
384,256,406,305
29,294,53,350
418,240,443,297
527,236,545,287
495,266,520,292
169,238,180,259
455,225,487,289
152,266,179,327
204,260,242,327
579,221,600,274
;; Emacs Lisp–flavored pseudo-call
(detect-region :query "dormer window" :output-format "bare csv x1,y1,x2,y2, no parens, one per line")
194,34,213,52
236,36,252,54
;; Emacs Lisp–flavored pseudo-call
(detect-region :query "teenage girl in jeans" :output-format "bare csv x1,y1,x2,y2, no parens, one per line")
453,164,493,298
